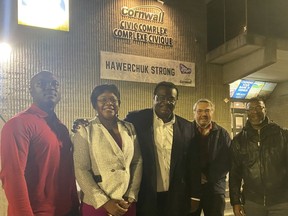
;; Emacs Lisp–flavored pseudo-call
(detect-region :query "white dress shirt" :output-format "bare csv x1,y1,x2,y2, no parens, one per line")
153,111,175,192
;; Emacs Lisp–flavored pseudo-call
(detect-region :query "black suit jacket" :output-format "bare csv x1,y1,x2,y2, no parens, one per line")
125,109,201,216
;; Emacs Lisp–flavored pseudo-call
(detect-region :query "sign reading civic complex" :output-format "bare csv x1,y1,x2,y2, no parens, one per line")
113,6,173,47
100,51,195,87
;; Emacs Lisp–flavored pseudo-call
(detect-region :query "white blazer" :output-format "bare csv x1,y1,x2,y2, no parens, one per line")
72,117,142,209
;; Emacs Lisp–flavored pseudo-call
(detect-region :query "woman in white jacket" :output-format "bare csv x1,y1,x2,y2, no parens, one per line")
72,84,142,216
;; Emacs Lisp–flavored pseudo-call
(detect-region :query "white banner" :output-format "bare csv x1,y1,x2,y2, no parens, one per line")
100,51,195,87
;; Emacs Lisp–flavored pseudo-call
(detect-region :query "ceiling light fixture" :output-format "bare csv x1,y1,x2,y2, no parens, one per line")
156,0,164,4
0,42,12,62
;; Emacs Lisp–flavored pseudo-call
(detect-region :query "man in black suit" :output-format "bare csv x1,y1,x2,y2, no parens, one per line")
125,81,201,216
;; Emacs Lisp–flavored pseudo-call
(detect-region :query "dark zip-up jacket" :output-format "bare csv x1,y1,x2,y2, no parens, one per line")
191,121,231,195
229,117,288,206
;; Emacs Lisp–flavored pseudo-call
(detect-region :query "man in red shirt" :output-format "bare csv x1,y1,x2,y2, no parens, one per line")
0,71,79,216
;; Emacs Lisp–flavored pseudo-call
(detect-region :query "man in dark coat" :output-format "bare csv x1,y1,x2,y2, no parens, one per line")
125,81,201,216
230,97,288,216
189,99,231,216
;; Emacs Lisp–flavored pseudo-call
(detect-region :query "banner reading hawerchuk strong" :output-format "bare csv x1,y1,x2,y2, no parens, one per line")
100,51,195,87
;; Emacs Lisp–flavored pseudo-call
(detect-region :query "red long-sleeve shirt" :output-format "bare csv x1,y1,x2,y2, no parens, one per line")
0,104,79,216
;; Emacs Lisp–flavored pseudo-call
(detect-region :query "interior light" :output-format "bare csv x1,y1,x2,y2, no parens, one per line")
0,42,12,62
157,0,165,4
18,0,69,31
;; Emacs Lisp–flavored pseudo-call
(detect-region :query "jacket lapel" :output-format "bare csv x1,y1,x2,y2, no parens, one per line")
169,117,183,182
143,110,158,190
142,110,156,162
91,121,125,165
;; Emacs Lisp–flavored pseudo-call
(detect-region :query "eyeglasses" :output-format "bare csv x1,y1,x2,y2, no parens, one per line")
246,106,265,112
35,80,60,89
195,109,212,114
155,95,177,104
97,97,119,104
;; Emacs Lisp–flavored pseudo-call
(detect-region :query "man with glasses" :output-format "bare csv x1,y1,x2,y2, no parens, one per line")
189,99,231,216
125,81,201,216
229,97,288,216
0,71,79,216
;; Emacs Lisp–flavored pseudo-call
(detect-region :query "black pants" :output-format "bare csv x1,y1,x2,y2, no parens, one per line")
189,185,225,216
157,191,169,216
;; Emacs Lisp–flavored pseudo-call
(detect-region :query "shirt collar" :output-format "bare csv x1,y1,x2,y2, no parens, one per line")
196,122,213,136
153,109,175,126
27,103,49,118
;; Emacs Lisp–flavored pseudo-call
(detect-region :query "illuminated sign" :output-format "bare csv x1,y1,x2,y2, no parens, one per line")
18,0,69,31
230,79,277,99
113,5,173,47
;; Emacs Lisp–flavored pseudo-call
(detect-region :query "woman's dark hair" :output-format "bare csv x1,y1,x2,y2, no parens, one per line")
90,84,120,109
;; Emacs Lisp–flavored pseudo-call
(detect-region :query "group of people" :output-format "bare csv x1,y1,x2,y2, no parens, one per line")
0,70,287,216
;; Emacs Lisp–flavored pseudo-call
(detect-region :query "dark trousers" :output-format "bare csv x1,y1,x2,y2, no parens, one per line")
157,191,169,216
189,185,225,216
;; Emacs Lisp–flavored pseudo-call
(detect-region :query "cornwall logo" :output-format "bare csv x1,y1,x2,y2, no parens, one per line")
179,64,192,74
121,6,164,23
